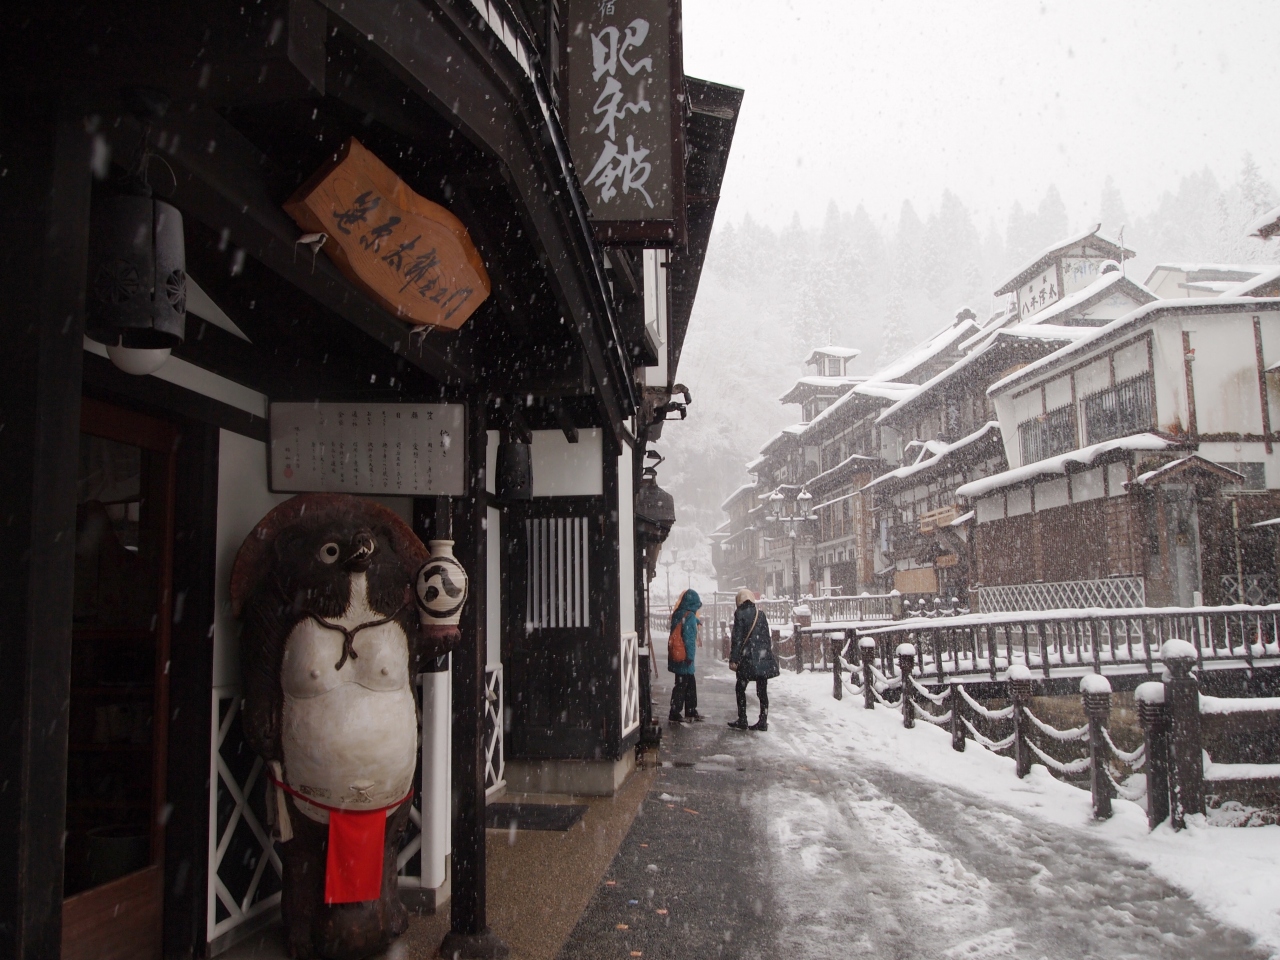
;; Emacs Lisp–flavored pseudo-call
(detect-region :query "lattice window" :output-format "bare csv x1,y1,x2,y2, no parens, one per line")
1018,404,1077,464
208,689,282,944
977,577,1146,613
1221,575,1279,605
525,516,590,628
620,631,640,737
1084,372,1154,445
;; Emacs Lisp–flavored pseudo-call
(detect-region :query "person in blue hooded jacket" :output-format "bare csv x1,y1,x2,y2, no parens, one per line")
667,589,705,723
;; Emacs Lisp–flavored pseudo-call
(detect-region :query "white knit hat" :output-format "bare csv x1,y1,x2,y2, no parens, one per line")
735,587,756,606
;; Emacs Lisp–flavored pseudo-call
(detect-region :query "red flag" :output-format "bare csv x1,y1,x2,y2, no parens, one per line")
324,808,387,904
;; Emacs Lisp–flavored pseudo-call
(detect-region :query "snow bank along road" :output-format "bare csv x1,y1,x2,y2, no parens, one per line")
558,669,1275,960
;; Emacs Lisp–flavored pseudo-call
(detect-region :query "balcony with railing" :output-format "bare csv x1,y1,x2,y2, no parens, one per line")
1083,372,1155,445
1018,404,1078,464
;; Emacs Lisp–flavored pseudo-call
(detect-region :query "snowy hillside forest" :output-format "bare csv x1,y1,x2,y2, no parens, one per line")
658,156,1280,595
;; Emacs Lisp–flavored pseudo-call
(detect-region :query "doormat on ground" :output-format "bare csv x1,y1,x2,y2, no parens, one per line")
484,803,589,832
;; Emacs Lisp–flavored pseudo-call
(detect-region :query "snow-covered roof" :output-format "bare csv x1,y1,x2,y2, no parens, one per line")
805,346,861,361
805,452,882,490
1225,265,1280,297
876,324,1087,427
1012,271,1154,328
863,422,1002,493
1128,455,1244,488
995,224,1134,296
719,480,758,511
1248,203,1280,240
987,296,1280,399
778,375,863,404
869,314,980,385
745,454,767,472
1145,261,1273,278
799,380,910,437
955,433,1180,500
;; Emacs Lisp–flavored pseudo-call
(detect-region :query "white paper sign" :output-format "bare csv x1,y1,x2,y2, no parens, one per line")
269,402,466,496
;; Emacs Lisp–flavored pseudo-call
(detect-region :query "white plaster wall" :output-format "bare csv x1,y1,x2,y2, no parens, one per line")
617,444,635,636
1190,316,1264,436
1113,340,1149,381
1044,375,1072,411
487,505,501,666
975,494,1004,523
1007,487,1032,517
642,249,668,389
212,431,290,688
485,429,498,495
1107,461,1129,495
1035,478,1069,512
992,394,1022,467
1072,467,1105,502
1152,323,1188,433
531,428,603,496
1074,357,1110,398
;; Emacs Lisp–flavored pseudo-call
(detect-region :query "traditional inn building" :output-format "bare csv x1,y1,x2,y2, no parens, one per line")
961,295,1280,609
718,224,1280,612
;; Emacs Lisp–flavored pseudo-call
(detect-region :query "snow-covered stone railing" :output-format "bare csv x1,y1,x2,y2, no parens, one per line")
854,603,1280,685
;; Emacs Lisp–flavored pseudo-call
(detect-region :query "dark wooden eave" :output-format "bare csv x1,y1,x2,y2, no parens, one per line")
666,77,743,388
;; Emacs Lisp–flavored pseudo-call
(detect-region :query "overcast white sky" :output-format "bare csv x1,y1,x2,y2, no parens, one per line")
681,0,1280,232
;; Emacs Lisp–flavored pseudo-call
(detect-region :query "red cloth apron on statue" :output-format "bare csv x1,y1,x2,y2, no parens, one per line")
269,774,413,904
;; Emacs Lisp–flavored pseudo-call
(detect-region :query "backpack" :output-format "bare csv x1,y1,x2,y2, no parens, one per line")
667,617,687,664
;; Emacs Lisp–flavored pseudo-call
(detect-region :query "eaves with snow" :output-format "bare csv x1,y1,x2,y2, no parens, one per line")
954,433,1187,500
1248,202,1280,240
863,421,1004,494
993,223,1134,297
1144,261,1278,300
986,295,1280,399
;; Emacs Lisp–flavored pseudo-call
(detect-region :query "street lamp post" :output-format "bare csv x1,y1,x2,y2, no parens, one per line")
767,488,816,604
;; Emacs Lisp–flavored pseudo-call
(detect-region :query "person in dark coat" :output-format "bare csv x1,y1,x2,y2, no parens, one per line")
728,587,779,731
667,588,704,722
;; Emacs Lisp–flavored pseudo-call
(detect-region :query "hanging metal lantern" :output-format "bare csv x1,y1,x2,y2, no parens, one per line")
86,176,187,353
495,437,533,500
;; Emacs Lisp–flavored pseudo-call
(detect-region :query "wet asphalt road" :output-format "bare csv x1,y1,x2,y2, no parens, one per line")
556,666,1272,960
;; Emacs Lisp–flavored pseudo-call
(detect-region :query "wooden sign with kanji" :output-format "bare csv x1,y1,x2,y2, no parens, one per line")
284,138,491,330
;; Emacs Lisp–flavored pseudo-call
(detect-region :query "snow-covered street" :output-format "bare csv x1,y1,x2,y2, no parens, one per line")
563,666,1280,959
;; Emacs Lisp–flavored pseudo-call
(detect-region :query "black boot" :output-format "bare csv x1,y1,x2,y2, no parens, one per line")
727,718,749,730
750,711,768,732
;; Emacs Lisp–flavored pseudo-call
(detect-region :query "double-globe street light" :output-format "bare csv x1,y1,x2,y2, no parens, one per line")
767,488,816,606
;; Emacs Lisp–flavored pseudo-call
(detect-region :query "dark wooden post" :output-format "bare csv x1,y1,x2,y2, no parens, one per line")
1008,664,1034,779
898,644,916,729
832,633,843,700
860,637,876,710
794,623,804,674
1136,681,1170,830
1081,674,1113,820
0,112,92,960
1163,640,1204,829
950,681,966,752
440,400,510,959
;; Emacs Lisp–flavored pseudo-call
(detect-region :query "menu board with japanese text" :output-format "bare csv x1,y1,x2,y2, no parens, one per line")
269,402,466,496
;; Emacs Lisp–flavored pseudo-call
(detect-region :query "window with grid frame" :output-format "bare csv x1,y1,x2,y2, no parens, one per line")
1083,372,1154,445
1018,404,1078,464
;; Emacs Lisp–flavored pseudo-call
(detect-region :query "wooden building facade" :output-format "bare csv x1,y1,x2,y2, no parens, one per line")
0,3,739,959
